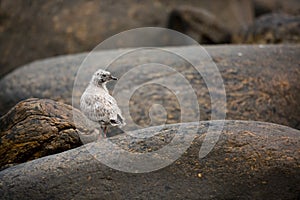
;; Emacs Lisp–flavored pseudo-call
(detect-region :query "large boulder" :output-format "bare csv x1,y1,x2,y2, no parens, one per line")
0,98,83,170
0,120,299,199
0,45,299,130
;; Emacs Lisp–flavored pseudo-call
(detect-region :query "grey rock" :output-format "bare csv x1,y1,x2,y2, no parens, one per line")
0,45,299,130
0,120,299,199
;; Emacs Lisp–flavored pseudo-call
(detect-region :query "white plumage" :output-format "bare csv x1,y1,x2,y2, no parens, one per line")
80,69,125,137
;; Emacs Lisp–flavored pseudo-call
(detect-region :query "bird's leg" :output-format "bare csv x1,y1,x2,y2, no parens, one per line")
99,125,107,138
98,125,106,140
103,126,107,138
97,127,102,141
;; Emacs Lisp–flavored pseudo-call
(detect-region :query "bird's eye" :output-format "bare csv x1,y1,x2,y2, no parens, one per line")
103,74,107,77
97,73,100,76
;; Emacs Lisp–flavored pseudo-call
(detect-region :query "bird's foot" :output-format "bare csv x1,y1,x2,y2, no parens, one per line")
97,127,107,141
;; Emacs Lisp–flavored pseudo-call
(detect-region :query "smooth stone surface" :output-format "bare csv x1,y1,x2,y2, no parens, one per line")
0,45,299,130
0,120,299,199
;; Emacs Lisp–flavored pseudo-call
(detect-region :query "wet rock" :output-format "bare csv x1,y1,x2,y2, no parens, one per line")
0,98,83,170
0,45,299,130
0,120,299,199
235,13,300,44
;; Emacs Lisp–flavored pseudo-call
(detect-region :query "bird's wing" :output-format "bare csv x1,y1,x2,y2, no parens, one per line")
103,95,125,121
81,92,124,124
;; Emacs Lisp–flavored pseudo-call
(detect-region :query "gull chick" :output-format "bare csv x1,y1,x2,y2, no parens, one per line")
80,69,125,138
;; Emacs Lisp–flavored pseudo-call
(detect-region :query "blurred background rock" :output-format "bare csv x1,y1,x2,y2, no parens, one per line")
0,0,299,78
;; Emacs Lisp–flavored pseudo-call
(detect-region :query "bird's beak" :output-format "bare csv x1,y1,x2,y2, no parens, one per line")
111,75,118,80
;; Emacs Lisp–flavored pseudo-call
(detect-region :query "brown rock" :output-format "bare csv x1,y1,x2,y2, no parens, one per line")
0,98,83,170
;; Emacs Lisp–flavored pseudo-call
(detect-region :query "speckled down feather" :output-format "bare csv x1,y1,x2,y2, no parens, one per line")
80,70,125,127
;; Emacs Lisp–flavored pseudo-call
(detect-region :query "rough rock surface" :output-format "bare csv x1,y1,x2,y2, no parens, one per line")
0,45,299,130
0,120,299,199
0,98,83,170
0,0,253,77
